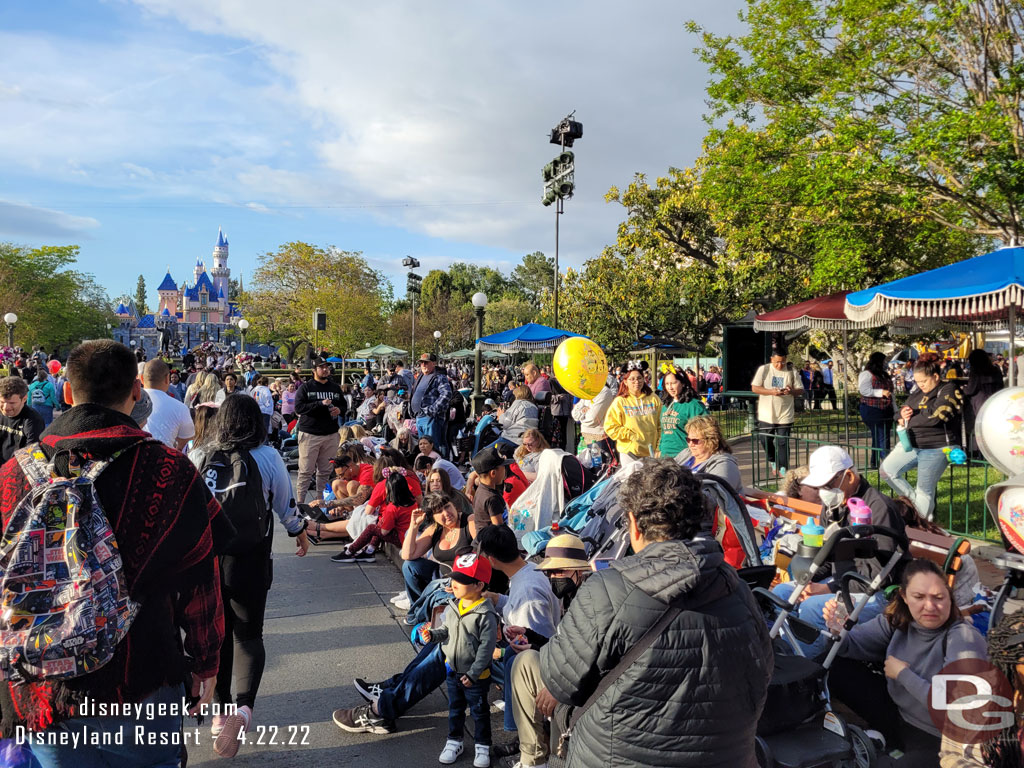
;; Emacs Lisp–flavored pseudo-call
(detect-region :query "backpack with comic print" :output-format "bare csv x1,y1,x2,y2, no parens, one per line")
0,444,145,683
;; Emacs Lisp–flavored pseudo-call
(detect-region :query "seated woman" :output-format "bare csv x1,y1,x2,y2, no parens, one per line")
464,430,549,505
399,491,477,625
389,427,417,462
496,385,539,446
671,414,741,491
826,559,987,764
331,469,418,564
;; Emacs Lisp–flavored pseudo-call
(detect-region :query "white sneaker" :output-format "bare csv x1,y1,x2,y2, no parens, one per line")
491,699,505,712
394,594,411,610
474,744,490,768
439,739,464,764
389,592,407,605
511,763,546,768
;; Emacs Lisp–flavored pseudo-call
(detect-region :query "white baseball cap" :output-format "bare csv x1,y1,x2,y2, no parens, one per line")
802,446,855,488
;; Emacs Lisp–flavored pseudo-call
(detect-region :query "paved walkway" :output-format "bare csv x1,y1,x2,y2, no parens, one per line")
187,535,455,767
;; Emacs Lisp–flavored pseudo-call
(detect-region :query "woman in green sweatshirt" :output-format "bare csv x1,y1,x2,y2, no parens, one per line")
658,369,708,458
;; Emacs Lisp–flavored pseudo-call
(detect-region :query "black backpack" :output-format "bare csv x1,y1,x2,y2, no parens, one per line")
198,448,271,555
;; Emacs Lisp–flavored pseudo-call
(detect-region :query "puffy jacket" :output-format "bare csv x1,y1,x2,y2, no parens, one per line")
431,596,498,683
540,538,773,768
499,399,539,442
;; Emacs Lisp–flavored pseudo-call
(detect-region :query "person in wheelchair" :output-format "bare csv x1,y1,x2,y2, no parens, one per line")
772,446,909,658
825,558,987,766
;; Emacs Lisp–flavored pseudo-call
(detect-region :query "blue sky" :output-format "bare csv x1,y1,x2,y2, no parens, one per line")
0,0,746,309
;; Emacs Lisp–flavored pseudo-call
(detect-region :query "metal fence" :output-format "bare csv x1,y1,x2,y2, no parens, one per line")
712,393,1002,541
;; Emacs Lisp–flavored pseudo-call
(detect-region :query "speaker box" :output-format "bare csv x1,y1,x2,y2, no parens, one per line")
313,311,327,331
722,326,772,392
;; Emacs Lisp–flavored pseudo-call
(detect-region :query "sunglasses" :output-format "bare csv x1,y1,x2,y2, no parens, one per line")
685,437,703,445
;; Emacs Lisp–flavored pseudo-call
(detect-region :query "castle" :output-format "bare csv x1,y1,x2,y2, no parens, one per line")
113,228,243,356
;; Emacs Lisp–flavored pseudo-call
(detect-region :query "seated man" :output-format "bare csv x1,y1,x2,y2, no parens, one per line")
332,523,561,738
503,534,592,768
771,445,909,658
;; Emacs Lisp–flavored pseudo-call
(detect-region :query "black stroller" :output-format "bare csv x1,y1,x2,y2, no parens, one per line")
752,525,909,768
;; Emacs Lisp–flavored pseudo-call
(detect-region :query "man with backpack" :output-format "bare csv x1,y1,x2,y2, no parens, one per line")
0,340,230,766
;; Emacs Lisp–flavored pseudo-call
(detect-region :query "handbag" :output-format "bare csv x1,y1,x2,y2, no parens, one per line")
551,571,732,758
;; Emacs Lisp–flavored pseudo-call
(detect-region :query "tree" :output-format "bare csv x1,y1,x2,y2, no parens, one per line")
241,243,388,362
0,244,114,354
510,252,555,307
228,277,242,302
447,263,511,307
692,0,1024,244
134,275,149,316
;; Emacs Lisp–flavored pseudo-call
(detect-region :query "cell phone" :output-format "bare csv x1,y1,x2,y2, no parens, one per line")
591,557,615,571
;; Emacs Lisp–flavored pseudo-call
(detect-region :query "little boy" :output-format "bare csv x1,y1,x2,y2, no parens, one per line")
420,552,498,768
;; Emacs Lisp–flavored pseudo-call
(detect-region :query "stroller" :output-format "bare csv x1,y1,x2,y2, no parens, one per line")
751,525,909,768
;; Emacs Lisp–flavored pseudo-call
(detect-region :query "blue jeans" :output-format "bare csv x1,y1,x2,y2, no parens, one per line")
29,684,185,768
772,582,888,659
375,642,446,721
405,578,450,625
859,404,892,468
402,558,438,603
489,653,517,732
35,405,54,427
447,672,491,746
879,444,949,520
416,416,448,457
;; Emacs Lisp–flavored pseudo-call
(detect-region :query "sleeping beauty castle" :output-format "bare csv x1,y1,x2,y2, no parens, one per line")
113,228,243,357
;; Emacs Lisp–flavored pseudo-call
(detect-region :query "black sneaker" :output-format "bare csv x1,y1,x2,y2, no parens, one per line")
333,704,395,735
353,551,376,563
331,550,357,563
353,678,383,704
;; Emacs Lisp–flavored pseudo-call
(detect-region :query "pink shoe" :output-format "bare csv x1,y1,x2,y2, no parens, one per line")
214,705,251,758
211,713,228,737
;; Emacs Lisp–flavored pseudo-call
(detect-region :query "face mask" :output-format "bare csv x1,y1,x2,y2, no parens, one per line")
817,486,845,515
550,577,578,602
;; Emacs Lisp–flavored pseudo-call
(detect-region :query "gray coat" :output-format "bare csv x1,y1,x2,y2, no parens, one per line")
431,597,499,683
673,449,742,491
540,538,773,768
499,399,539,442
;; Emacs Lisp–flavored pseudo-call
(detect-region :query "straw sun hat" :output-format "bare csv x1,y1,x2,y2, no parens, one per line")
538,533,590,571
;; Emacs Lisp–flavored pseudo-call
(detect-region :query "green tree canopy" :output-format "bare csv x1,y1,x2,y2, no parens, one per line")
510,251,555,308
0,244,113,354
692,0,1024,243
242,242,389,361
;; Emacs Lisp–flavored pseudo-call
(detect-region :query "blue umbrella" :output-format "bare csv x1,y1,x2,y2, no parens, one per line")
476,322,584,352
326,356,345,363
845,245,1024,380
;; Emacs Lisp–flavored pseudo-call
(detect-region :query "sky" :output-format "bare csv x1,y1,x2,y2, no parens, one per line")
0,0,748,310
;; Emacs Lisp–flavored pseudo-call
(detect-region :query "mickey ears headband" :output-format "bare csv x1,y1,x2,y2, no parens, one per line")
625,360,648,372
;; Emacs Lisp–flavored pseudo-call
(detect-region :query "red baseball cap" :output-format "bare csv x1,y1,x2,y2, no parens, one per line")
450,552,492,586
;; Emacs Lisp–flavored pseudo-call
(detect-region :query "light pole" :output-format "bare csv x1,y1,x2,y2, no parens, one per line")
238,319,249,352
3,313,16,349
200,323,207,343
542,112,582,329
402,257,421,361
471,292,488,417
433,330,441,356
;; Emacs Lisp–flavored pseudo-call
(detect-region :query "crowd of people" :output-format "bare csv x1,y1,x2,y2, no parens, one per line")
0,337,1020,768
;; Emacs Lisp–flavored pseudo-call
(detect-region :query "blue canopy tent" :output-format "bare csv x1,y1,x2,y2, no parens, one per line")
476,322,583,352
845,246,1024,382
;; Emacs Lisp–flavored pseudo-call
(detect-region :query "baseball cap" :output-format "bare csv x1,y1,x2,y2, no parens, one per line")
471,445,512,475
483,398,497,409
538,533,590,571
802,446,855,488
418,353,438,364
450,552,492,586
312,358,332,368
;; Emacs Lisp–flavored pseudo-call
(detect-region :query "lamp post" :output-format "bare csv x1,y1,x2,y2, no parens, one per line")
3,313,16,349
200,323,207,342
238,319,249,352
433,330,441,356
471,292,488,417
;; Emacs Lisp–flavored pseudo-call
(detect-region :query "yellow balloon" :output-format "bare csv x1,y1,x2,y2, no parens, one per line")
553,337,607,400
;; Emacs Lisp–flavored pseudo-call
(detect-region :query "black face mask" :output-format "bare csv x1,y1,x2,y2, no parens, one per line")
550,577,578,602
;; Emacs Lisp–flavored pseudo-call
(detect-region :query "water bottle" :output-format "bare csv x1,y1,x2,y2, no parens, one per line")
847,497,872,526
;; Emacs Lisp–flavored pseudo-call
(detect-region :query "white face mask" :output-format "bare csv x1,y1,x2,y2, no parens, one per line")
817,485,845,511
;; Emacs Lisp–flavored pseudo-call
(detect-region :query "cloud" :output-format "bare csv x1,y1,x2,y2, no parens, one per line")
0,201,100,239
1,1,747,267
